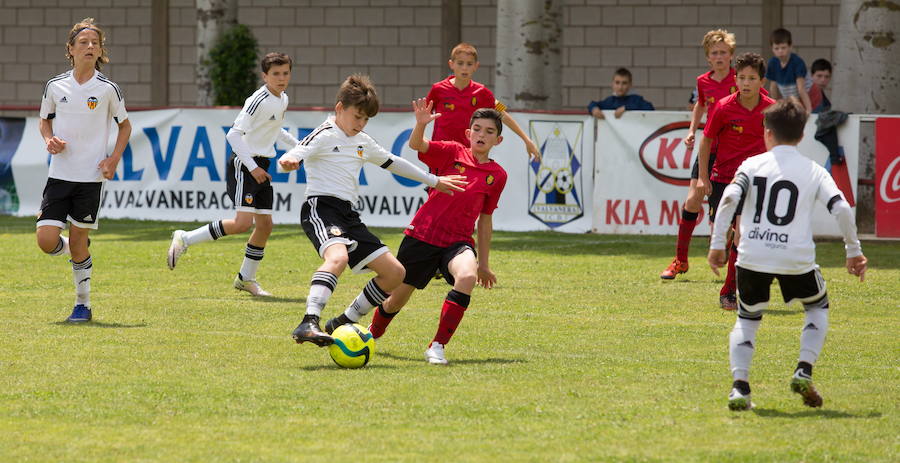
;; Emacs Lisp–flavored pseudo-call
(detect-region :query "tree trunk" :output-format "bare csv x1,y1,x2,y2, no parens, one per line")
495,0,562,110
196,0,237,106
832,0,900,113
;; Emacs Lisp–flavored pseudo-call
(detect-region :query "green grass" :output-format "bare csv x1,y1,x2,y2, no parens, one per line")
1,216,898,462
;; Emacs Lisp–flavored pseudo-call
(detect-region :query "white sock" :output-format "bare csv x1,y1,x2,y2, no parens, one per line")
306,271,338,317
48,235,69,256
239,244,264,281
344,278,390,322
72,256,92,307
799,300,829,365
729,316,761,382
183,220,226,246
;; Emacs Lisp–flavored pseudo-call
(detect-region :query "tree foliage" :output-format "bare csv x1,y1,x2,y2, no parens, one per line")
208,24,258,106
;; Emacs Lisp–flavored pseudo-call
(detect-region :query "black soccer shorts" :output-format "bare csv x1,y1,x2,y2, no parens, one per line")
300,195,389,274
396,235,476,289
226,154,274,214
36,178,103,230
736,266,828,319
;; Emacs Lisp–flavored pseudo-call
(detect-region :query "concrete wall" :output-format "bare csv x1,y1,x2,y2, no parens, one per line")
0,0,840,113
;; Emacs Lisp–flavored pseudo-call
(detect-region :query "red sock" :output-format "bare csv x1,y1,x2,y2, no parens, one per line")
721,244,738,296
432,299,467,346
676,209,700,262
368,305,397,339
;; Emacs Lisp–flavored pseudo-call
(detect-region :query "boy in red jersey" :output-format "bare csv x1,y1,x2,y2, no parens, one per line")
697,52,775,310
661,29,737,280
427,42,540,161
333,99,508,365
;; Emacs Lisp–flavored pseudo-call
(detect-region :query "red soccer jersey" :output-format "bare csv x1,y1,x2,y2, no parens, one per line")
697,69,737,119
426,77,501,147
703,91,775,183
406,140,508,247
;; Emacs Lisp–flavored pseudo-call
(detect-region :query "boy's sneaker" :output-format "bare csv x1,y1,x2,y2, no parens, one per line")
719,293,737,311
425,341,448,365
790,370,823,408
66,304,92,323
167,230,188,270
728,387,754,411
660,258,689,280
324,314,352,335
233,276,272,297
292,315,333,347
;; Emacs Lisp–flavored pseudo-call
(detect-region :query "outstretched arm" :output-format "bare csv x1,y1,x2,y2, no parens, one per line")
409,98,439,153
500,111,541,162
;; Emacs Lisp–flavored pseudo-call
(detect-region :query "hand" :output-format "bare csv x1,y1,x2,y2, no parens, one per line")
684,132,695,150
46,136,66,154
250,166,272,184
525,139,541,162
98,156,119,180
412,98,441,125
846,255,867,282
614,106,626,119
708,249,726,276
697,176,712,196
433,174,467,195
477,265,496,289
279,157,301,172
591,107,604,119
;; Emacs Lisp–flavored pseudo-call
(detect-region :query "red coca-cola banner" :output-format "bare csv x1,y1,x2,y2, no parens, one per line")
875,117,900,237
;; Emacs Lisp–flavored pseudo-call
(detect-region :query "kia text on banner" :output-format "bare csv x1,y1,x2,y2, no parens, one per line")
591,111,859,236
875,117,900,238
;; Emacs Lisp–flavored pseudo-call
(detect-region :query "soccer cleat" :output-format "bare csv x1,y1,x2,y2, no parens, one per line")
66,304,92,323
233,276,272,297
324,314,351,335
790,370,823,408
728,387,754,411
720,293,737,311
167,230,188,270
660,258,689,280
425,341,448,365
292,315,333,347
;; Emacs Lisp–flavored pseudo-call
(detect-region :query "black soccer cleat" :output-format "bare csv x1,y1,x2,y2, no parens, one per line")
324,314,352,335
292,315,333,347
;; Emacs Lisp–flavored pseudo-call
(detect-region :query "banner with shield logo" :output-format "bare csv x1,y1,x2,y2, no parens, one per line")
527,121,586,228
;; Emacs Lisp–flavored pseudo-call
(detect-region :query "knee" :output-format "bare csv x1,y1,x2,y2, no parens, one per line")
383,263,405,289
255,217,273,233
454,271,477,290
233,218,253,233
326,252,349,269
36,231,59,253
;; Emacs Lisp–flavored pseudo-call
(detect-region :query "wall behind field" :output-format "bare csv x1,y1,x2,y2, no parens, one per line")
0,0,839,114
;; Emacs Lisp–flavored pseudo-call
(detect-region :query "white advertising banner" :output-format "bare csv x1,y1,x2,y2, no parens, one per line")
591,111,859,236
6,109,593,232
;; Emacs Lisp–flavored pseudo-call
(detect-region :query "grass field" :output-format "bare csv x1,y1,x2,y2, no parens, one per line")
1,216,898,462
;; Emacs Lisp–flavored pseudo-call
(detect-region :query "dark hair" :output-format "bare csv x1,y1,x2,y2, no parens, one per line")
770,28,792,45
811,58,832,74
614,67,632,82
735,52,766,78
470,108,503,136
336,74,379,117
764,99,807,143
261,52,292,73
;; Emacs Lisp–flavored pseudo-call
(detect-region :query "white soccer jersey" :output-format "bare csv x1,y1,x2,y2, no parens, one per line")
724,145,848,274
281,116,436,204
231,85,290,158
40,70,128,182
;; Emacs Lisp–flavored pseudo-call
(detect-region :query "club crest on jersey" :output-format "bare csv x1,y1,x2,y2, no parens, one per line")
244,193,253,205
329,226,343,237
730,86,737,93
707,96,715,104
86,96,98,110
471,97,477,106
444,102,455,111
486,174,494,185
454,162,465,173
731,124,744,134
357,145,364,157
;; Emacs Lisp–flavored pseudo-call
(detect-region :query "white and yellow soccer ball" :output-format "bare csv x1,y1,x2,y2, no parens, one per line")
328,324,375,368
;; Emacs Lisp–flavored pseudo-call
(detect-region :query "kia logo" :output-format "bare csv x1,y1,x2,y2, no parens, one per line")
638,121,703,186
880,155,900,203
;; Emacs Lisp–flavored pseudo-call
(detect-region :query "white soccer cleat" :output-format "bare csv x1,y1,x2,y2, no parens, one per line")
425,341,448,365
234,276,273,297
728,388,754,411
167,230,188,270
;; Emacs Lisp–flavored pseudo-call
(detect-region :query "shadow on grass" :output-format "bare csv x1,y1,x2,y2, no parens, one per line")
298,363,398,371
50,321,148,328
752,408,882,419
377,351,526,365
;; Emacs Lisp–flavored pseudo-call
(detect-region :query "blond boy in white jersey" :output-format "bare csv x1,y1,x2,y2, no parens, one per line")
36,18,132,323
708,99,867,411
167,53,298,297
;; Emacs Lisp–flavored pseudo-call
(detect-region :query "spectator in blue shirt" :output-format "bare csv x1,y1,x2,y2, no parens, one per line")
766,28,813,113
588,68,655,119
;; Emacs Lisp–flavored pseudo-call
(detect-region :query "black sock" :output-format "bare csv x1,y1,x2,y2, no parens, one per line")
682,209,698,222
334,314,352,325
796,361,813,377
446,289,471,308
732,380,751,395
377,305,399,318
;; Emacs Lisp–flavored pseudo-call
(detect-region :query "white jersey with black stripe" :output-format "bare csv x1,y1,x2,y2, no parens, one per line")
231,85,289,158
283,116,395,203
730,145,845,274
39,70,128,182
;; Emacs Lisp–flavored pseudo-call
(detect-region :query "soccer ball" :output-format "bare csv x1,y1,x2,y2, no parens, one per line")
328,323,375,368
